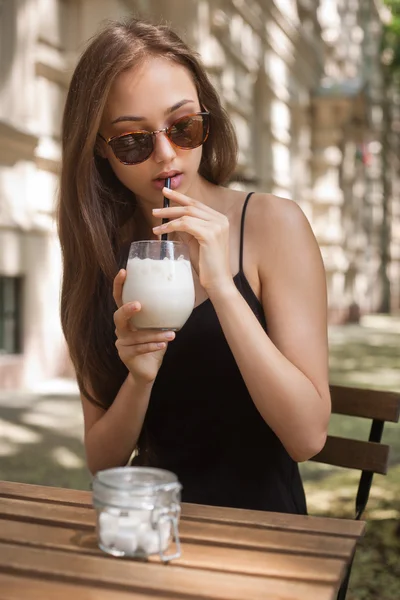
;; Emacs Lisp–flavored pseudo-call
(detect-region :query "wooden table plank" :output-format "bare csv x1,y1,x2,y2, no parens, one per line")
179,518,355,558
0,500,356,559
0,480,92,507
0,518,345,583
0,481,366,538
0,573,172,600
172,541,345,582
0,497,94,529
182,503,366,538
0,518,101,556
0,543,336,600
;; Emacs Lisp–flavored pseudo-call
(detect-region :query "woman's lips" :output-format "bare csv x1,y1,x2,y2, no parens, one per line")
152,173,183,190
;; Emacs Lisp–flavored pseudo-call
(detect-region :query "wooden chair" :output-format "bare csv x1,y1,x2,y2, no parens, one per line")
310,384,400,600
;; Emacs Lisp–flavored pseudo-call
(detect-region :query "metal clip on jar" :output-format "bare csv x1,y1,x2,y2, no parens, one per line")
92,467,182,562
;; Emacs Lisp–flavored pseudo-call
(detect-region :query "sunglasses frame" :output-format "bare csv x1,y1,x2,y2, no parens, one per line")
98,111,210,165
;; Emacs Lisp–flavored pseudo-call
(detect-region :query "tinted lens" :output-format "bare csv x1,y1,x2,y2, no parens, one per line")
169,114,209,149
109,132,153,164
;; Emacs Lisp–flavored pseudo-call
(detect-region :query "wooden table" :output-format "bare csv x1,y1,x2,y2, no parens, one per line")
0,480,365,600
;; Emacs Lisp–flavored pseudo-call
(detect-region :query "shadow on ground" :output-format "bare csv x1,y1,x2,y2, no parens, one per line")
0,390,90,490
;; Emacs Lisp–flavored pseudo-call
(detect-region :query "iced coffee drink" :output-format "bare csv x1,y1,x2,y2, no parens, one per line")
122,241,195,331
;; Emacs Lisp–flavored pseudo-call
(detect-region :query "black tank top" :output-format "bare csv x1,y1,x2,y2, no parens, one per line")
141,193,307,514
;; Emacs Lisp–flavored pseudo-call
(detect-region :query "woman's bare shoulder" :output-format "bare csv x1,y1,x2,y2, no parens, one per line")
244,192,320,271
247,192,313,239
248,192,307,225
222,188,305,225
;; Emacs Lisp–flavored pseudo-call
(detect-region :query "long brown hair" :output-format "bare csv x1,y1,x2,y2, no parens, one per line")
57,18,238,408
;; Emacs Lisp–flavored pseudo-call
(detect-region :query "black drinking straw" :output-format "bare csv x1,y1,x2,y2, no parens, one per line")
160,177,171,259
161,177,171,241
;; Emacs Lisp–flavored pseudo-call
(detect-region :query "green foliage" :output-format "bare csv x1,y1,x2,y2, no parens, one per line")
383,0,400,74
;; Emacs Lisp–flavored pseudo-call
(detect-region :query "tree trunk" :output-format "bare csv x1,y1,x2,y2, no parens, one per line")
378,67,392,313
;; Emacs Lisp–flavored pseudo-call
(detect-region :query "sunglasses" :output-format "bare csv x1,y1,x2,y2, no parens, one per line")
98,112,210,165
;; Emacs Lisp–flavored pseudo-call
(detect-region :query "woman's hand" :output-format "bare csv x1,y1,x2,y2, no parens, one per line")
152,187,232,294
113,270,174,383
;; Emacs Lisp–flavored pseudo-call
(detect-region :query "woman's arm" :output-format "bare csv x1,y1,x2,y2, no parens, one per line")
154,188,330,462
81,373,153,474
210,195,330,462
81,272,174,474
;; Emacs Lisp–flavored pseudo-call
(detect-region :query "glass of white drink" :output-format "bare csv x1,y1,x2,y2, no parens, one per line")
122,241,195,331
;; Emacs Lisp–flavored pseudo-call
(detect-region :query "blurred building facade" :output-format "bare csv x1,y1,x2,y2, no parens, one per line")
0,0,398,388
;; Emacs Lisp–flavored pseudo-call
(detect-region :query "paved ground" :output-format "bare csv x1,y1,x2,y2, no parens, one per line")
328,314,400,392
302,314,400,520
0,314,399,600
0,314,399,492
0,378,89,489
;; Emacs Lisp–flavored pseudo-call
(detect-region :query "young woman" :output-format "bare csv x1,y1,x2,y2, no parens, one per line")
58,18,331,513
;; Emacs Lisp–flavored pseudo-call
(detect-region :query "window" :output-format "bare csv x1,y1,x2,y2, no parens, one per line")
0,276,23,354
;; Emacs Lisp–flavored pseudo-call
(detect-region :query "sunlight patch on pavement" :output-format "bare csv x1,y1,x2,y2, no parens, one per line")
303,489,333,513
368,508,399,519
32,378,80,396
51,447,85,469
366,334,400,347
334,486,356,499
0,418,42,444
330,357,359,369
0,440,18,457
361,315,400,333
21,399,84,437
332,370,400,389
369,486,394,501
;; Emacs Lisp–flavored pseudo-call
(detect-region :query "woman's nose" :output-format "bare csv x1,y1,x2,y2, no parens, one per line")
153,132,177,163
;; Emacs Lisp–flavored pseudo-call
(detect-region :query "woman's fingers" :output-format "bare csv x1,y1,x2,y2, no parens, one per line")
153,205,215,222
113,269,127,308
161,187,221,217
116,340,167,355
153,215,220,240
113,301,141,334
117,328,175,345
161,187,193,206
115,330,175,358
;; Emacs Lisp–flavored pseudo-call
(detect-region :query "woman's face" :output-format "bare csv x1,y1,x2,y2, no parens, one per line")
100,57,204,206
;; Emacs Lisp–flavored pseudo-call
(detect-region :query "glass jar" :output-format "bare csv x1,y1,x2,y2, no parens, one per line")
92,467,182,562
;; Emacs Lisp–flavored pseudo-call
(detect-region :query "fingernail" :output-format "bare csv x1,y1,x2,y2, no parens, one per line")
157,342,166,349
153,226,161,232
165,331,175,340
130,302,139,311
152,208,161,213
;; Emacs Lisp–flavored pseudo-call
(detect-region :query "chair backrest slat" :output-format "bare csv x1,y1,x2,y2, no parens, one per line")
310,435,390,474
329,385,400,422
312,384,400,598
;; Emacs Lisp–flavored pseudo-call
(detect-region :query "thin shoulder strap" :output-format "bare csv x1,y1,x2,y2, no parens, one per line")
239,192,255,272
